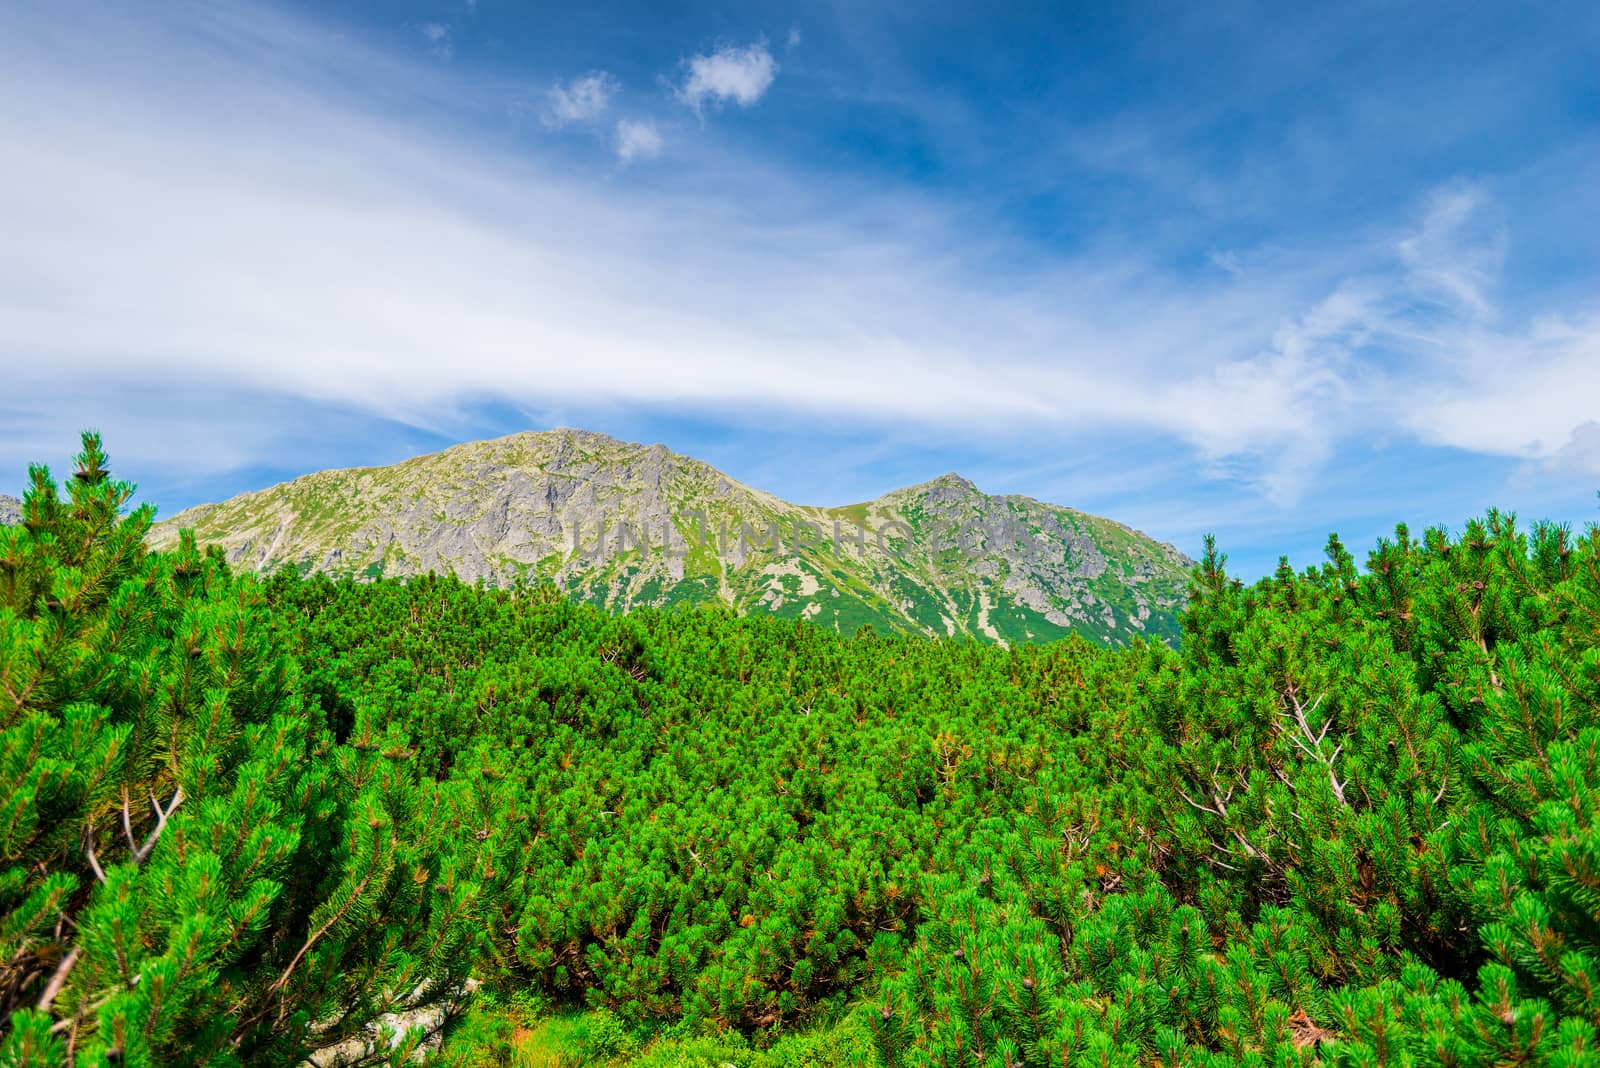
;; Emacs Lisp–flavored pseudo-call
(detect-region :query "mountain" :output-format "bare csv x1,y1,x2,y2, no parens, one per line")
149,429,1192,645
0,494,20,526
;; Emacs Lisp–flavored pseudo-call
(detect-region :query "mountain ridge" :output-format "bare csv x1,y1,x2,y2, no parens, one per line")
149,428,1193,645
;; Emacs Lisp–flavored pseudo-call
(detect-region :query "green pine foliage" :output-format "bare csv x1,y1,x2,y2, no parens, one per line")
4,433,1600,1067
0,435,515,1066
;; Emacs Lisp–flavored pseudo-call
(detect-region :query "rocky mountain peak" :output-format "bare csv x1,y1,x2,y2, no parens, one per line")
148,429,1193,646
920,472,981,500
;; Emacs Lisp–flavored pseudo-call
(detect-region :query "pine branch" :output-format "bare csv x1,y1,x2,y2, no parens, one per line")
268,828,393,1001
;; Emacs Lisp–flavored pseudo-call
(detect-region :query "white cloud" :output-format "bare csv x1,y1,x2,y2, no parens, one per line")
1398,311,1600,462
614,119,662,161
0,2,1595,515
786,26,802,49
419,21,451,60
1211,185,1600,488
678,40,777,112
1546,422,1600,477
543,71,616,128
1208,249,1243,276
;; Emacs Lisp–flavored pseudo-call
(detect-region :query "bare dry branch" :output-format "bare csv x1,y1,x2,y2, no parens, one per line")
131,788,184,865
36,947,82,1013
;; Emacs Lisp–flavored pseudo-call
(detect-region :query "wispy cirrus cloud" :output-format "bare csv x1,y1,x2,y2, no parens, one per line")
678,39,777,113
1396,183,1506,320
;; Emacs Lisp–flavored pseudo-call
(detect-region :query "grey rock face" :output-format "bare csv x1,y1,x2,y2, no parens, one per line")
0,494,20,526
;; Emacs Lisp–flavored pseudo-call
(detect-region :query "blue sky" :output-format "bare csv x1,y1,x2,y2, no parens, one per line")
1,0,1597,578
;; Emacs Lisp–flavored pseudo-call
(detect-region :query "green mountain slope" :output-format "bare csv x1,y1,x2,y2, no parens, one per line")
149,429,1191,644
